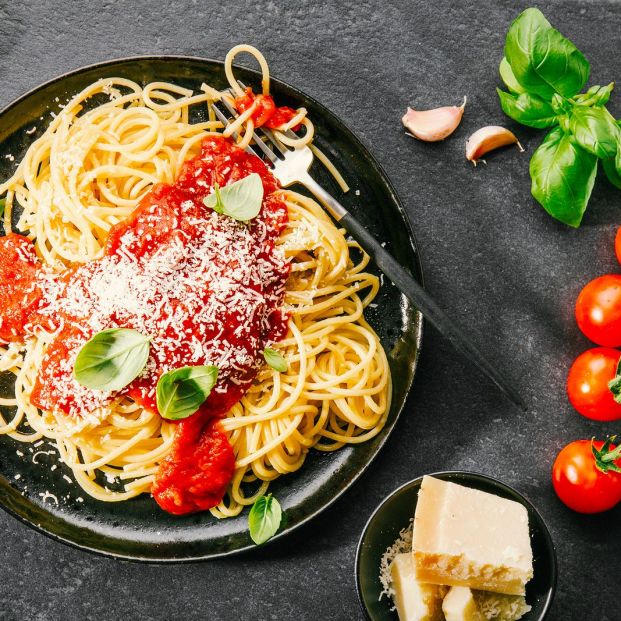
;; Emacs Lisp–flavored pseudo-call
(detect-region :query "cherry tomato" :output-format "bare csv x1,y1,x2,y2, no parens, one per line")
552,439,621,513
567,347,621,421
616,226,621,265
575,274,621,347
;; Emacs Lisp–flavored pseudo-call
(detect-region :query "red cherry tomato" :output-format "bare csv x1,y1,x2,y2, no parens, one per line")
616,227,621,265
552,440,621,513
575,274,621,347
567,347,621,421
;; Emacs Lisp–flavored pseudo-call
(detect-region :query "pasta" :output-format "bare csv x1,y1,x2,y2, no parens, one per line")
0,46,390,518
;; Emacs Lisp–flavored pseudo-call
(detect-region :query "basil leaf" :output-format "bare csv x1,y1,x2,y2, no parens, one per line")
156,365,218,420
568,106,620,159
0,197,5,218
263,347,287,372
602,136,621,189
203,173,263,222
603,157,621,189
574,83,614,107
504,8,589,99
248,494,282,545
497,89,557,128
73,328,151,391
530,127,597,227
499,57,526,94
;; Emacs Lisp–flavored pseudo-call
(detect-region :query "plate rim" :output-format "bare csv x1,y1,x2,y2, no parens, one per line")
354,470,558,621
0,54,425,562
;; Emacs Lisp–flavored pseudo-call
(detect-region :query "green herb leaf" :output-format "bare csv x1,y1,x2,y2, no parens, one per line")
203,173,263,222
499,57,526,95
0,197,5,218
73,328,151,391
530,127,597,227
568,106,620,159
156,365,218,420
607,355,621,403
497,89,557,128
248,494,282,545
602,156,621,190
574,83,615,107
504,8,589,99
592,436,621,474
263,346,287,372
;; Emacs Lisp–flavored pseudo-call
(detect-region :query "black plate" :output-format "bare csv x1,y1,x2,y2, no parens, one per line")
0,56,423,561
355,472,557,620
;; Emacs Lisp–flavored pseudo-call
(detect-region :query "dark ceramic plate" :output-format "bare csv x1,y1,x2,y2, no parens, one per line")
0,57,423,561
356,472,557,620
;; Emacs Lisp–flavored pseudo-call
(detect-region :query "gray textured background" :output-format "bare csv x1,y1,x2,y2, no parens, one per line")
1,1,620,619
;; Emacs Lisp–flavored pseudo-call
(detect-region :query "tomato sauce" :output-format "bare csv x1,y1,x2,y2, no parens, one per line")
0,234,44,342
233,87,299,130
0,135,290,515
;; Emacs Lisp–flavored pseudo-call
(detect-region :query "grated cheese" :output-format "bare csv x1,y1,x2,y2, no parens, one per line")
29,196,288,419
379,518,414,604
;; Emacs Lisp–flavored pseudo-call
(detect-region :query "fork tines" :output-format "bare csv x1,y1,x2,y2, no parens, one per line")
213,80,300,167
212,96,283,167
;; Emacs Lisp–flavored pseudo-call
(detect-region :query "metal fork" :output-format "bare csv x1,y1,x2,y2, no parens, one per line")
212,89,525,411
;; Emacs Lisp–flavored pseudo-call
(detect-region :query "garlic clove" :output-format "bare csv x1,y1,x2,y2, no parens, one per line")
465,126,524,165
402,97,466,142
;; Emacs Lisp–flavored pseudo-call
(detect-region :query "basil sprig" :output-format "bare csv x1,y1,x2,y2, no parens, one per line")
73,328,151,391
156,365,218,420
203,173,264,222
498,8,621,227
263,346,287,372
248,494,282,545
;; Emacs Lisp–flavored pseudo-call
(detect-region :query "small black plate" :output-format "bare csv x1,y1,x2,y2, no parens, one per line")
0,56,424,561
356,471,557,620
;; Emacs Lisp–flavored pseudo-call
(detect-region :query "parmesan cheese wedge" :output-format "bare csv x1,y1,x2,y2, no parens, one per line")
442,587,483,621
390,553,446,621
412,476,533,595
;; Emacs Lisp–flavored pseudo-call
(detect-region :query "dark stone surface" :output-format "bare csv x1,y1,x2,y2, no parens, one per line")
0,0,620,619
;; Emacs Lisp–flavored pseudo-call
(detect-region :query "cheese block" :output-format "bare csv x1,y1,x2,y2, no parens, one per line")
442,587,483,621
390,553,447,621
412,476,533,595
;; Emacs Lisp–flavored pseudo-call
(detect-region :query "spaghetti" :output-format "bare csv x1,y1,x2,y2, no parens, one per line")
0,46,390,518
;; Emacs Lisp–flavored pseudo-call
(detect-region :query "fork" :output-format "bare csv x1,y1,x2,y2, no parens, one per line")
212,88,525,411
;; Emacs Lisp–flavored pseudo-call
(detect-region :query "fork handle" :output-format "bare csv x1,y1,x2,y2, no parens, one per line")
300,175,526,411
